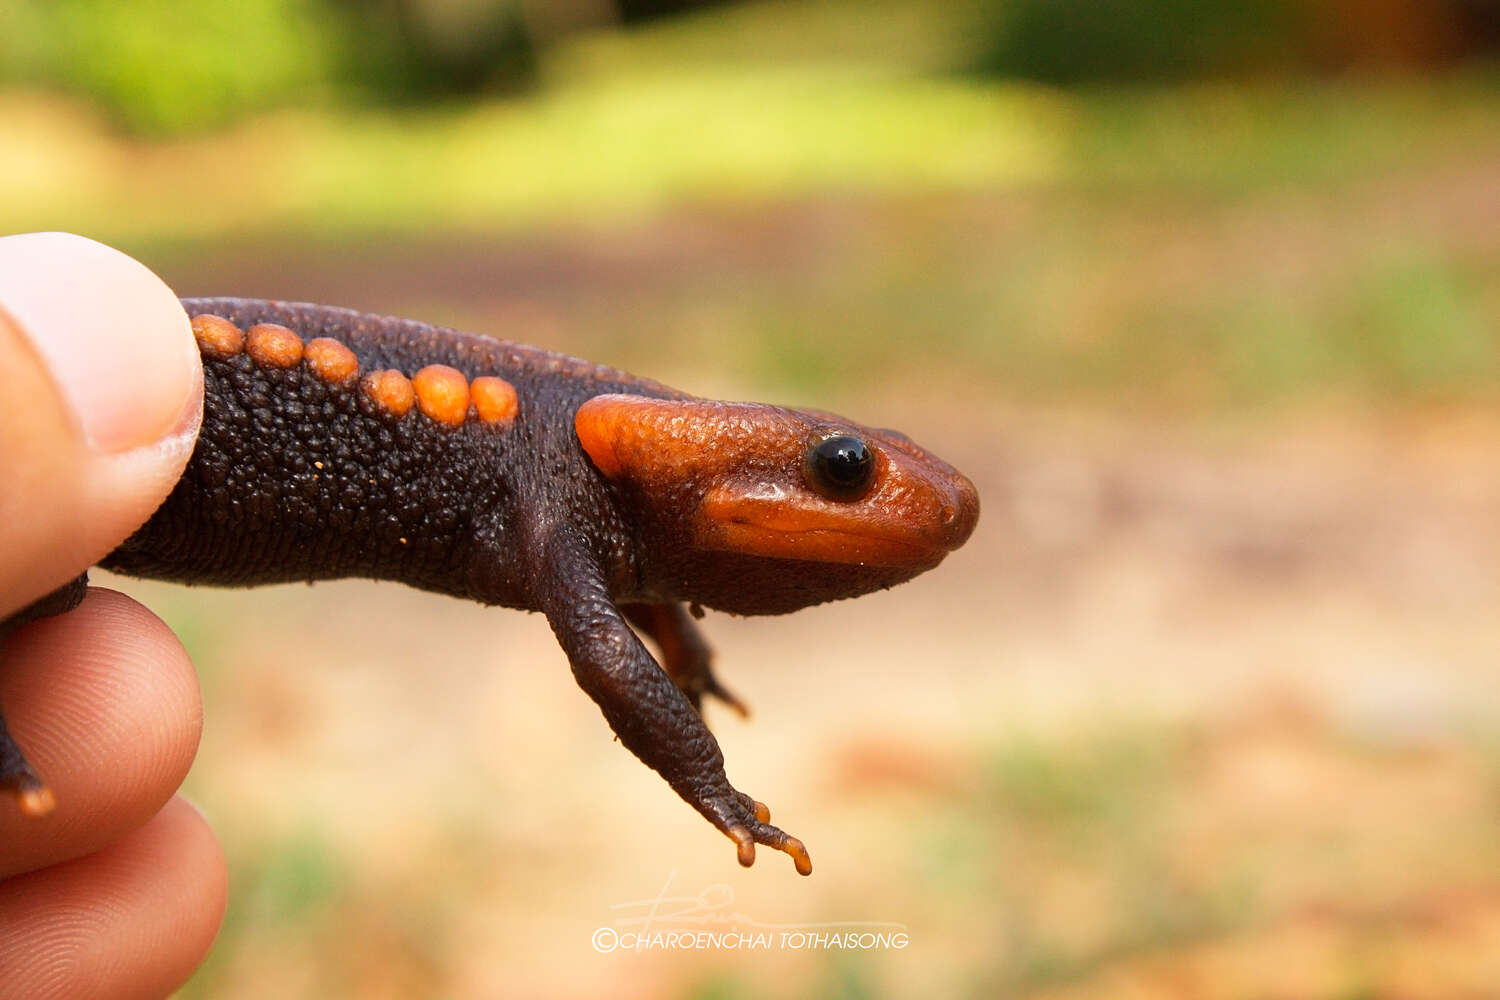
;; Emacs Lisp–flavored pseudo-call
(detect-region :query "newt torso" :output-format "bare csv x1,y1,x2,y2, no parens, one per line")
103,298,681,607
4,296,979,875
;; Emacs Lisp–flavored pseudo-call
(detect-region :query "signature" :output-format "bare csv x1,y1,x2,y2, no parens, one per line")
608,870,908,935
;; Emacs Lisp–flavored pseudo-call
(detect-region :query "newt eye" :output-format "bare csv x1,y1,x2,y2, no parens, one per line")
805,434,875,501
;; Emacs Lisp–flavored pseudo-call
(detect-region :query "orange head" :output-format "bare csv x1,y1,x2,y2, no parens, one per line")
575,394,979,614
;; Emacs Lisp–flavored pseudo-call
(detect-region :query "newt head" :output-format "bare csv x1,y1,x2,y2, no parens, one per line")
575,394,979,614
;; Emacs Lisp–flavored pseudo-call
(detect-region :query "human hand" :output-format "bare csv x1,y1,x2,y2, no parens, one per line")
0,233,226,998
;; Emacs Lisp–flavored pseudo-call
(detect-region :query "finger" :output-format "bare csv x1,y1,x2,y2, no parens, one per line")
0,796,227,1000
0,232,201,618
0,589,202,879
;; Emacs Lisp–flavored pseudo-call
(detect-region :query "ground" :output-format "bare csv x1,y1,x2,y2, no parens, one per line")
86,213,1500,997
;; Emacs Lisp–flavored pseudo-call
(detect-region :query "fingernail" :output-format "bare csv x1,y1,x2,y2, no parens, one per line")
0,233,199,454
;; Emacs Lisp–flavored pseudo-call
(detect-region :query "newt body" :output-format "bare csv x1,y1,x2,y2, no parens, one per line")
1,298,979,873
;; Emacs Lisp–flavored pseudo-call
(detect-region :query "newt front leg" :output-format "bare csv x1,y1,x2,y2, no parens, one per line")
530,528,811,875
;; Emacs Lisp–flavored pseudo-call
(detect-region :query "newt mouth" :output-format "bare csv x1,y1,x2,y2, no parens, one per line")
698,477,977,568
700,520,941,567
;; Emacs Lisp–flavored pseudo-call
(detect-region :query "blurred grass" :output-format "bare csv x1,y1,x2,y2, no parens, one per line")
6,11,1500,412
7,66,1500,242
0,68,1061,242
179,829,454,1000
911,715,1500,999
923,727,1247,997
1065,71,1500,191
5,0,1500,238
6,1,1500,416
9,8,1500,994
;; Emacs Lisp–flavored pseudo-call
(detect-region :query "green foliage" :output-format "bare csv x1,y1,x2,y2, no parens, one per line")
0,0,539,135
618,0,736,24
983,731,1172,837
241,833,347,923
1344,251,1496,392
0,0,335,135
324,1,539,104
682,976,755,1000
1092,247,1500,409
973,0,1303,84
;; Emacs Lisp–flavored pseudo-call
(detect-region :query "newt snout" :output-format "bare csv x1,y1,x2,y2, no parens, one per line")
869,425,980,558
937,465,981,552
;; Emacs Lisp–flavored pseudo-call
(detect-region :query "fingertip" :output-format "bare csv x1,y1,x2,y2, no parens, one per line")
0,234,202,614
152,795,231,965
0,233,199,455
0,796,228,1000
0,588,203,879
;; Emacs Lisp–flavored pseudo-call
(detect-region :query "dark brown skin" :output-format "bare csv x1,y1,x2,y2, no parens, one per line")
0,298,980,874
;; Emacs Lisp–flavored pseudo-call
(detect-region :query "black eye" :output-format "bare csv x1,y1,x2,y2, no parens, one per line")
805,434,875,501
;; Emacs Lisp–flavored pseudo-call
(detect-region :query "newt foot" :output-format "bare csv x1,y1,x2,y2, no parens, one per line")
726,822,812,876
714,791,811,875
1,772,55,818
16,783,56,818
0,725,54,817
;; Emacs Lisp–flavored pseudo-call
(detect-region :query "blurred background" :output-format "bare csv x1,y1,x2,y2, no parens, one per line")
6,0,1500,996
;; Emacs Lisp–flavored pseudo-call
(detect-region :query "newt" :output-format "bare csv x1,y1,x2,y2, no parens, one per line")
0,298,979,874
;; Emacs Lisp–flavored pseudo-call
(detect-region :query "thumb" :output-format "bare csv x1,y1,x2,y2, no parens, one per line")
0,233,201,617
